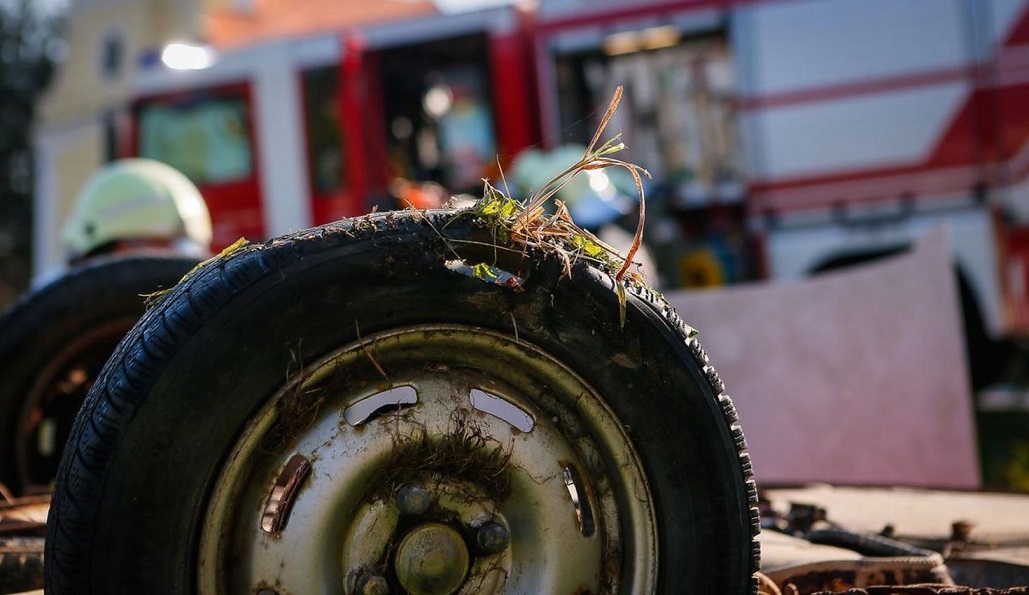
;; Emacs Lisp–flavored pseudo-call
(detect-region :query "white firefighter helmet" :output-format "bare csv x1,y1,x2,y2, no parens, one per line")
61,158,213,261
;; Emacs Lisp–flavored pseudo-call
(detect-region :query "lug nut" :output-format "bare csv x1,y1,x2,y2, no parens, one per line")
348,570,390,595
475,521,510,555
395,483,432,516
358,574,389,595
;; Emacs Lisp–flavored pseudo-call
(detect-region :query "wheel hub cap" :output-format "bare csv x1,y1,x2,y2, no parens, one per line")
394,523,469,595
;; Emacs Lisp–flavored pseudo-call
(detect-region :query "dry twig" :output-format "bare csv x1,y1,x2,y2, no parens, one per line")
463,86,651,324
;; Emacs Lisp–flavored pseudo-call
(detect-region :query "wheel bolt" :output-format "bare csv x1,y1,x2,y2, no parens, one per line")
348,570,390,595
357,574,389,595
395,482,432,516
475,521,510,555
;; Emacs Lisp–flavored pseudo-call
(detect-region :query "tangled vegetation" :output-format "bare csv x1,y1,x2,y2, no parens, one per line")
459,85,651,324
373,412,513,505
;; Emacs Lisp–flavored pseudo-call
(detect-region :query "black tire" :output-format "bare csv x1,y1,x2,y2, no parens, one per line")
0,254,199,495
46,210,760,594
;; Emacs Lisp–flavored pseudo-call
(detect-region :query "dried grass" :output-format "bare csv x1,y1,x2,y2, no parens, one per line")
511,86,649,285
373,412,513,505
462,85,651,324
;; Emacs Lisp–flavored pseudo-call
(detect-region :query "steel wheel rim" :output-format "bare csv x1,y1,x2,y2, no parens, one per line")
15,317,135,492
198,324,657,594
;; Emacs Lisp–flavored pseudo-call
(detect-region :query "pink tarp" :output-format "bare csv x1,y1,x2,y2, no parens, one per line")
665,230,980,488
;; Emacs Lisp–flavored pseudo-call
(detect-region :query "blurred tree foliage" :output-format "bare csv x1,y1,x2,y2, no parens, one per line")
0,0,64,308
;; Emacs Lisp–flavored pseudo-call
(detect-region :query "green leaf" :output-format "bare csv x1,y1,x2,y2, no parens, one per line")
480,199,501,215
480,196,519,218
571,235,604,258
501,199,519,218
616,282,626,329
471,263,501,282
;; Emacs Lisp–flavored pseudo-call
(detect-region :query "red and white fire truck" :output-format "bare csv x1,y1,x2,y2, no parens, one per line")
126,6,535,245
119,0,1029,388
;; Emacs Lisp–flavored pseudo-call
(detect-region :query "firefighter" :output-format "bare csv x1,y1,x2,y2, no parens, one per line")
61,158,213,266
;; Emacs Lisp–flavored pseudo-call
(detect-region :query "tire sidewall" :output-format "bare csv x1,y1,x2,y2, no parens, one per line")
0,255,199,494
51,218,753,594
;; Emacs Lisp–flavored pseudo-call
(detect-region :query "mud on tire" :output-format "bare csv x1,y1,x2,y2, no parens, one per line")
46,209,760,594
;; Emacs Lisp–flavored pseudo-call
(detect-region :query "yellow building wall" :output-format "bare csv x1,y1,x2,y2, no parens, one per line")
50,125,105,237
40,0,202,125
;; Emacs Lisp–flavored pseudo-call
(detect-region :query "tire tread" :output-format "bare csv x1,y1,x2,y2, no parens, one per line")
46,210,760,594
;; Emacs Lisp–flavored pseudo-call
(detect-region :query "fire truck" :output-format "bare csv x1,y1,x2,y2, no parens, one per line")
125,5,535,246
112,0,1029,389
